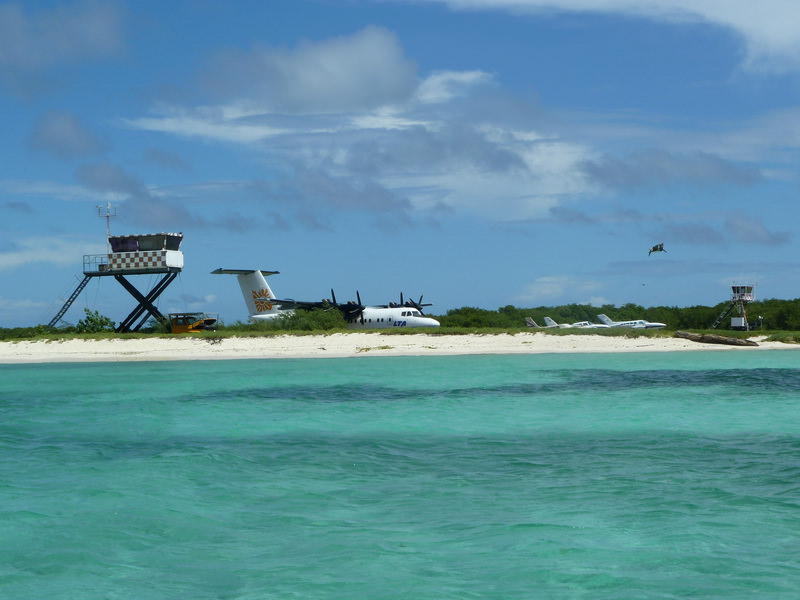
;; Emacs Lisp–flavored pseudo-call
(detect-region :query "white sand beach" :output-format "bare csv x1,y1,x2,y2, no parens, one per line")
0,332,794,363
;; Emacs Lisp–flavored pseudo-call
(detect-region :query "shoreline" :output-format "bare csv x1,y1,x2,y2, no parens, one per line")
0,332,795,364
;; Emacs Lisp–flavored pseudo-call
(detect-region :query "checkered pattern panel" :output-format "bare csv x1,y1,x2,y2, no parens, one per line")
108,251,169,270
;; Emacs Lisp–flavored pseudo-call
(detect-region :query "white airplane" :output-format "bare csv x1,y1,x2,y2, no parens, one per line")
213,268,440,329
596,313,666,329
333,295,441,329
543,316,571,329
543,316,609,329
526,316,608,329
568,320,610,329
525,317,563,328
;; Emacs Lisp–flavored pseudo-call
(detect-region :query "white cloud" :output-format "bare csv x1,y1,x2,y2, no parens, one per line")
0,179,113,203
126,101,597,222
124,109,292,143
570,105,800,177
0,296,45,310
201,25,418,113
127,67,496,141
425,0,800,72
350,110,430,131
120,19,797,227
0,0,123,71
416,70,493,104
0,237,106,270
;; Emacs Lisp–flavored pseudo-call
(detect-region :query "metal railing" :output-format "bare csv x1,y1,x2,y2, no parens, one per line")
83,254,109,274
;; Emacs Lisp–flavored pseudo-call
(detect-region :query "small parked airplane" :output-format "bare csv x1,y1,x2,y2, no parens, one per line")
544,316,609,329
525,317,566,328
596,313,666,329
543,316,570,328
568,320,610,329
213,268,440,329
526,317,608,328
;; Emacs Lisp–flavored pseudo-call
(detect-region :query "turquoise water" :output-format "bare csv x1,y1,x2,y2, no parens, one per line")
1,350,799,599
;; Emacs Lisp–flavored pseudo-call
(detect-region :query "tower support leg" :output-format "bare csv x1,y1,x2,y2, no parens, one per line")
114,272,177,332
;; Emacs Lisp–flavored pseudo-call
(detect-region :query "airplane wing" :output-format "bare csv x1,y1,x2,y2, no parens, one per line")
211,268,280,276
272,288,366,322
270,298,330,310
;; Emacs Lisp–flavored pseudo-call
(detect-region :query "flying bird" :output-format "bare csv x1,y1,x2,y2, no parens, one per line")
648,242,666,256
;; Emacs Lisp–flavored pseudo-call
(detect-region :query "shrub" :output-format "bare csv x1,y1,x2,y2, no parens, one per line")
74,309,116,333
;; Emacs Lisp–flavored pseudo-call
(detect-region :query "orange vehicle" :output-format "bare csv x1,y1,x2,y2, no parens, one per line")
168,313,218,334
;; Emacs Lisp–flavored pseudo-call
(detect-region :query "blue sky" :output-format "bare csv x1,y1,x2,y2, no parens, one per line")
2,0,800,327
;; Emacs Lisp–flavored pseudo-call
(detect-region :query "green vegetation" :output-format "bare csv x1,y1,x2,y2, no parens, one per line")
74,308,116,333
218,307,349,332
437,298,800,331
3,298,800,341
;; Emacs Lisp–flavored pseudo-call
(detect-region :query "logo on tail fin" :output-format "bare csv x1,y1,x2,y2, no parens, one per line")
253,288,273,312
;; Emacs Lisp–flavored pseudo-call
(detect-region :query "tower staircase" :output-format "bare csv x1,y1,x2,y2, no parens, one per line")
47,275,90,328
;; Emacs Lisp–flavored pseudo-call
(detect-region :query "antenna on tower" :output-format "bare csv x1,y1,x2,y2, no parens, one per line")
97,201,116,251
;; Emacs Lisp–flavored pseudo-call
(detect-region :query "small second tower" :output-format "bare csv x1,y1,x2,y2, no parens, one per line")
711,284,755,330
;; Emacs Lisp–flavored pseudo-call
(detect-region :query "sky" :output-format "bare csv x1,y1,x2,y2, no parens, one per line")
2,0,800,327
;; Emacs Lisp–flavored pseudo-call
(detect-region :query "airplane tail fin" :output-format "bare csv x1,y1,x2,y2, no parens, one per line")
543,316,559,328
596,314,614,326
212,268,281,319
525,317,540,328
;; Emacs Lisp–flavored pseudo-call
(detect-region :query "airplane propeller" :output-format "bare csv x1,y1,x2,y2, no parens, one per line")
329,288,366,323
400,292,432,315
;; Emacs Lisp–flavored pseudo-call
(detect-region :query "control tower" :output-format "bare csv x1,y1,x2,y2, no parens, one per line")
48,232,184,332
711,284,755,331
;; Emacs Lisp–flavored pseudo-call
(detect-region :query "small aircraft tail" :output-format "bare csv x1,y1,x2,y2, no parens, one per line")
596,314,615,326
212,268,282,319
525,317,540,328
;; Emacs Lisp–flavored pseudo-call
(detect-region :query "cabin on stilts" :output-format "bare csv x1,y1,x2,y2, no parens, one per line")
711,284,759,331
48,232,184,332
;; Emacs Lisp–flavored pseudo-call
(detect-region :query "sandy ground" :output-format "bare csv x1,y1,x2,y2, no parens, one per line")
0,332,795,363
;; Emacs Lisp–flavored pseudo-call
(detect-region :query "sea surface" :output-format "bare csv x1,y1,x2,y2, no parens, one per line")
1,350,799,599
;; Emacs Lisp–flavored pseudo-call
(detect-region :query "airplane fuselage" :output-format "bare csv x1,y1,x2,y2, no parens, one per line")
251,305,439,329
543,316,609,329
607,320,665,329
596,313,666,329
570,321,610,329
346,306,440,329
